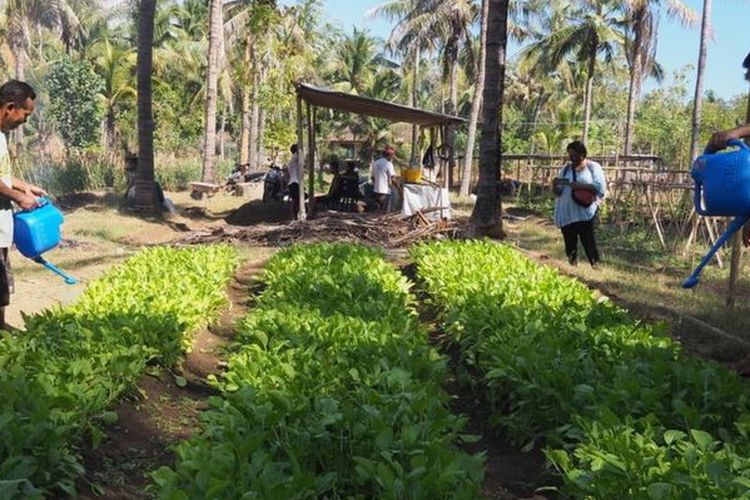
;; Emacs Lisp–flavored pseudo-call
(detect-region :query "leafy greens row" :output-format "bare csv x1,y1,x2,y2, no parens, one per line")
0,245,237,498
412,240,750,499
154,243,484,499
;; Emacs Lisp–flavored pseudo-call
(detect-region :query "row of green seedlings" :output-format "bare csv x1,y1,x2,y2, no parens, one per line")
153,243,484,499
0,246,237,499
412,240,750,499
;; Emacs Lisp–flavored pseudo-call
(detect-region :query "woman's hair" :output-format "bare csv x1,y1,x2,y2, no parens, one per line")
566,140,588,157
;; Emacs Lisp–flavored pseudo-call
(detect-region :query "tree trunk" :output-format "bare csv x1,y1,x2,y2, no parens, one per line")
201,0,223,183
410,44,421,165
106,106,117,150
689,0,711,162
135,0,157,209
624,8,645,155
11,43,26,156
460,0,489,198
582,45,597,145
258,105,266,168
250,67,260,170
470,0,508,237
239,35,252,166
220,103,226,162
239,85,251,165
446,53,459,189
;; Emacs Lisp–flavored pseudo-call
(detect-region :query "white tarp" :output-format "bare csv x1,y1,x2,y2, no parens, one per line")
400,183,451,220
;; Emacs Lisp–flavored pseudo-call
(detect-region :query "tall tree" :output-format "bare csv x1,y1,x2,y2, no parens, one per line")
135,0,157,209
525,0,623,144
622,0,694,154
4,0,88,153
460,0,488,197
689,0,711,162
201,0,224,183
470,0,509,237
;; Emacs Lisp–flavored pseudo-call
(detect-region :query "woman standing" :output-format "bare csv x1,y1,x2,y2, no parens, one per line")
553,141,607,267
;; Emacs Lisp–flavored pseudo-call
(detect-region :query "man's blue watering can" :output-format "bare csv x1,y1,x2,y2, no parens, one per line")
14,198,77,285
683,139,750,288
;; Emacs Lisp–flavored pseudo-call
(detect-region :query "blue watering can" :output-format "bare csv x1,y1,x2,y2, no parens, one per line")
13,198,77,285
683,139,750,288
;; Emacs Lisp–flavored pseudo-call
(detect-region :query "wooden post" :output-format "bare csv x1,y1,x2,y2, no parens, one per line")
296,94,306,220
307,102,316,218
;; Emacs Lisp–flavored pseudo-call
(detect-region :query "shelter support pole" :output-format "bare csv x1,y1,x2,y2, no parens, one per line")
307,102,316,218
296,95,306,220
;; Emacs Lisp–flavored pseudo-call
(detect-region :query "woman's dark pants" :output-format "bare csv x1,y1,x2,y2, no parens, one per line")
561,219,600,265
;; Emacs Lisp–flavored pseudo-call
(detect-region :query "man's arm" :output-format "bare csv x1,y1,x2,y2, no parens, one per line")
707,124,750,152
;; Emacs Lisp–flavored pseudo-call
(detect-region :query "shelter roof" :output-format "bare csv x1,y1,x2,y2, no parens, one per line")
296,82,466,127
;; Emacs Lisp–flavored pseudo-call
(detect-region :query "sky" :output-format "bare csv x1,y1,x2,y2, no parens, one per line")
280,0,750,101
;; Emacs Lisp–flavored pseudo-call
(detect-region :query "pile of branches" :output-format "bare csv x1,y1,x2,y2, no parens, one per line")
177,210,460,248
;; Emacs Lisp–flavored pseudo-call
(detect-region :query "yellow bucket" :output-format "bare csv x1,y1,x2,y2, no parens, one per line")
401,167,422,183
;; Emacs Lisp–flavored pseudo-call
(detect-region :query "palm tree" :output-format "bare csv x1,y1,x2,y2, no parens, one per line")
460,0,488,197
135,0,157,210
524,0,623,144
90,38,136,149
4,0,89,153
470,0,509,237
201,0,224,184
622,0,695,154
689,0,711,162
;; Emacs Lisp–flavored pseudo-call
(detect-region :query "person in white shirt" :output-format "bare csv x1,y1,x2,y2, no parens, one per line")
371,146,397,211
284,144,301,219
0,80,48,329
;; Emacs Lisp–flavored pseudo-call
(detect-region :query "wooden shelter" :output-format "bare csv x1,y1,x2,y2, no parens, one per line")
294,82,466,219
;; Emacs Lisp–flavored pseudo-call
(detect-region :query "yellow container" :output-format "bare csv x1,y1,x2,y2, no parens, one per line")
401,167,422,183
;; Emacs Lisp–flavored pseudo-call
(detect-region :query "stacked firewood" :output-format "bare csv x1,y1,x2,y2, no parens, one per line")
177,210,459,248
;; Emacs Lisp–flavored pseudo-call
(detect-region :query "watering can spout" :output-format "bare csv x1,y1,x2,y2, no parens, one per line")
682,215,749,289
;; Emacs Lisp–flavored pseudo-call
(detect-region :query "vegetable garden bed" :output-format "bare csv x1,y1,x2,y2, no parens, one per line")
153,243,484,499
412,240,750,498
0,245,237,498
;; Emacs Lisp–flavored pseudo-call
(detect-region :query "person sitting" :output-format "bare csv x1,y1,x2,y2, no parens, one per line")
227,163,250,186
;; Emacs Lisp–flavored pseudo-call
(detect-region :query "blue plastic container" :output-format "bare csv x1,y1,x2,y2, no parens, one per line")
692,139,750,216
683,140,750,289
14,198,64,258
13,198,77,285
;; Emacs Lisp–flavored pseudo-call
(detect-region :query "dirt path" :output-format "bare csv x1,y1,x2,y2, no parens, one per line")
76,258,266,499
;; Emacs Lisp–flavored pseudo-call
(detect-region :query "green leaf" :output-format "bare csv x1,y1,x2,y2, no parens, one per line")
647,482,672,499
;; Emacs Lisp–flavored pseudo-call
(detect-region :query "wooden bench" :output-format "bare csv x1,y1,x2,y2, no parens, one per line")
190,182,222,200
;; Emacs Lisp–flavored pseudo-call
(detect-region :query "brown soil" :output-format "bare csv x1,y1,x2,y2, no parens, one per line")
76,258,266,499
400,263,552,500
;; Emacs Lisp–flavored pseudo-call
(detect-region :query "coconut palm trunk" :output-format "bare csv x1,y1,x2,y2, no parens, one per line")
460,0,488,197
239,35,252,166
623,8,645,155
582,44,597,145
446,53,459,189
470,0,508,237
250,67,260,170
410,44,421,165
135,0,157,209
689,0,711,162
239,85,251,165
11,43,26,155
201,0,223,183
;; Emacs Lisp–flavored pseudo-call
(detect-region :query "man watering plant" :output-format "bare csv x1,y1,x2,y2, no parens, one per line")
0,80,48,329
